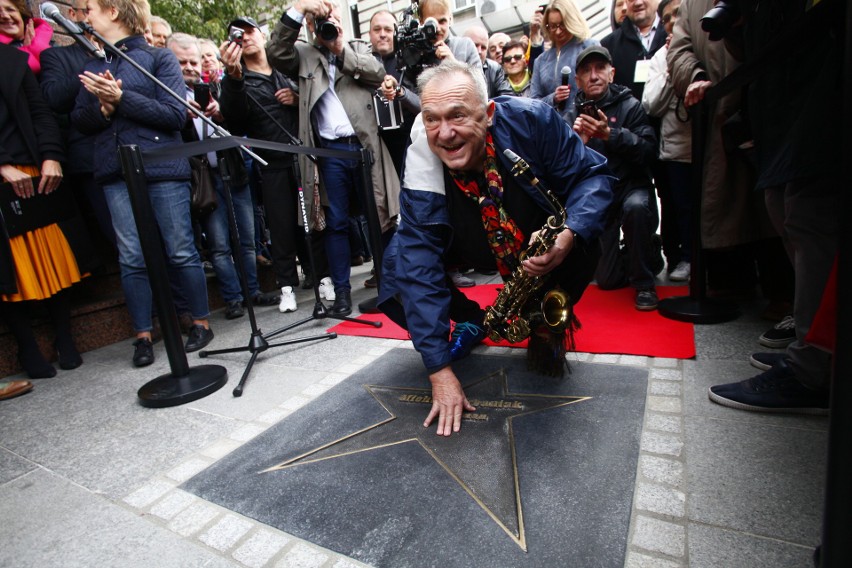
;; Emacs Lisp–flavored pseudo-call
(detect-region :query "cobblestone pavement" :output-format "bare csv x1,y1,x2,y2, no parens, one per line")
0,263,826,567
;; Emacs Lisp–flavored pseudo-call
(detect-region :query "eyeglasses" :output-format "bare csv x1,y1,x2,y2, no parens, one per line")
72,7,89,14
545,23,566,32
503,54,524,62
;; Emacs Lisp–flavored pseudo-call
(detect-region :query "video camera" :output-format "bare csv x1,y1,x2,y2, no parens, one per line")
394,2,439,72
700,0,741,41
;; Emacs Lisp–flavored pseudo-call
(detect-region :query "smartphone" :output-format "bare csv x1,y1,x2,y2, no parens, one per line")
578,100,598,118
193,83,211,107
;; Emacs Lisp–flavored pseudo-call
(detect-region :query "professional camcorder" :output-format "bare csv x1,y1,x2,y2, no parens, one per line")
394,2,438,72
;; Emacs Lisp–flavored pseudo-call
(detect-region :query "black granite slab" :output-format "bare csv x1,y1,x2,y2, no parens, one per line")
182,349,647,567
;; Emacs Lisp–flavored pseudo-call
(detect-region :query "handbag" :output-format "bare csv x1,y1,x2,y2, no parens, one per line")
189,156,217,216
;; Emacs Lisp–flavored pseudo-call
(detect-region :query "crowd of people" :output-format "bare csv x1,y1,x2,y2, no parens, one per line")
0,0,838,433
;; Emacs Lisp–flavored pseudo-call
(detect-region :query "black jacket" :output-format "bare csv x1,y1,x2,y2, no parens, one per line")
601,20,667,101
219,66,299,168
567,84,657,196
483,58,512,99
39,43,96,174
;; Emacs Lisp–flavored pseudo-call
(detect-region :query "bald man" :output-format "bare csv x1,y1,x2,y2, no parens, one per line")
463,26,512,98
488,32,510,63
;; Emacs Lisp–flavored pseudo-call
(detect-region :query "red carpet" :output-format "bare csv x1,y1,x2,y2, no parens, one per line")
328,284,695,359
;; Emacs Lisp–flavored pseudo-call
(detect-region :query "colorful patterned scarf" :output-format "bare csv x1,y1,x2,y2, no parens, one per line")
449,132,525,276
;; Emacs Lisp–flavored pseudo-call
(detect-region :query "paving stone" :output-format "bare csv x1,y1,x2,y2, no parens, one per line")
647,395,683,414
632,515,686,557
232,529,291,568
641,431,684,457
320,373,349,386
281,395,312,411
332,559,368,568
635,483,686,517
123,479,175,509
149,490,197,520
166,458,213,483
639,455,684,489
625,551,683,568
592,353,620,364
275,542,329,568
619,355,649,367
168,501,220,537
302,383,332,397
199,439,243,460
650,381,682,396
257,408,292,424
229,423,268,443
650,368,682,381
653,358,679,368
199,514,254,552
646,414,682,434
688,522,815,567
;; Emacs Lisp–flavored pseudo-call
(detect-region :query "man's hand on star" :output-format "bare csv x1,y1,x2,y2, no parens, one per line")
425,367,476,436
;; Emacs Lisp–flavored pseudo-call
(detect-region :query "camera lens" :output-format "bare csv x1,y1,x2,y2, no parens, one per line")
315,18,339,41
699,1,739,41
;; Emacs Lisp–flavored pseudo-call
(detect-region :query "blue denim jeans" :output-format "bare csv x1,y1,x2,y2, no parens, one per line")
104,179,210,333
318,138,366,294
201,174,258,302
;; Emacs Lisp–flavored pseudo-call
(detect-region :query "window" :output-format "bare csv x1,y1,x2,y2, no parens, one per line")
454,0,476,12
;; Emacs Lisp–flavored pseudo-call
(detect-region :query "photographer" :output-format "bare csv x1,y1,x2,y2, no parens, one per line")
267,0,400,316
219,17,333,314
417,0,480,68
567,46,660,311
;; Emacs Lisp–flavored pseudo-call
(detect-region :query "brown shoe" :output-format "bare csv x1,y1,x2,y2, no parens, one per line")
0,380,33,401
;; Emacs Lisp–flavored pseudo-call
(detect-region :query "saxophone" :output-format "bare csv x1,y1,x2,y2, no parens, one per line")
484,149,572,343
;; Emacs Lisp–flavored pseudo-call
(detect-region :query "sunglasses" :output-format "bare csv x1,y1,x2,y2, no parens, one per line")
503,54,525,62
545,23,566,31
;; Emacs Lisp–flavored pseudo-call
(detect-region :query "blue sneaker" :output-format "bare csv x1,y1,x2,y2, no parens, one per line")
708,360,828,415
450,321,487,361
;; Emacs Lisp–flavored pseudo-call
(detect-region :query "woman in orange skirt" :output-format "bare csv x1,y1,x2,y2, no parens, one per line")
1,44,92,379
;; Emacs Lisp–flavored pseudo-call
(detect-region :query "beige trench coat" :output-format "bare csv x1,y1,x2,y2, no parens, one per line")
268,20,401,233
667,0,775,249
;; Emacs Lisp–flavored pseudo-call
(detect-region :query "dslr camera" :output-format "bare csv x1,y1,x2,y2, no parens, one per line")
700,0,741,41
394,3,438,72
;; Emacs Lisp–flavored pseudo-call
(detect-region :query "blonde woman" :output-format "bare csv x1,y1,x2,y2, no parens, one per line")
530,0,597,113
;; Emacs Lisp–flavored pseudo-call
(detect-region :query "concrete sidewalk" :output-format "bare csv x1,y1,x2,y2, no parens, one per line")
0,263,825,568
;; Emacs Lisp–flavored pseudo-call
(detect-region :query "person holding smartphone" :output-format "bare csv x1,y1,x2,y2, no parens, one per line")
567,45,661,311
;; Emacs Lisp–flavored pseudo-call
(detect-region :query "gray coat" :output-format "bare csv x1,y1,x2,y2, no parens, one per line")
268,17,400,233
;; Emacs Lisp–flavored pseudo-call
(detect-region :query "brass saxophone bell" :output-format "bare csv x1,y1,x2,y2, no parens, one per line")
541,288,571,333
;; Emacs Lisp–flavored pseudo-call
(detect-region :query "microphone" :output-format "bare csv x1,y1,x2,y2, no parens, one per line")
558,65,571,110
41,3,104,58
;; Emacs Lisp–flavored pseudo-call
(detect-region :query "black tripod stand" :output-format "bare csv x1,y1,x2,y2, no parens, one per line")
198,100,380,395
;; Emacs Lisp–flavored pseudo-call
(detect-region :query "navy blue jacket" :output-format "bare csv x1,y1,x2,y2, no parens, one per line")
40,43,96,174
70,35,189,185
379,96,614,372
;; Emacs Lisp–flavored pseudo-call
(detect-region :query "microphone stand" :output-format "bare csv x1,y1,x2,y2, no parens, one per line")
198,91,381,397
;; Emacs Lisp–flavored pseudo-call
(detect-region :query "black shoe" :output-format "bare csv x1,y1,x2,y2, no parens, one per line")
185,325,214,353
251,290,280,306
224,300,245,319
132,338,154,367
708,359,829,415
351,255,365,266
750,352,789,371
477,268,498,276
635,288,659,311
758,315,796,348
55,340,83,370
364,275,377,288
301,273,314,290
330,290,352,316
18,350,57,379
450,321,487,361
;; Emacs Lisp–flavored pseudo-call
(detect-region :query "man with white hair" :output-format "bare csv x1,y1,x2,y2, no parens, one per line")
379,61,613,436
149,15,172,48
487,31,510,63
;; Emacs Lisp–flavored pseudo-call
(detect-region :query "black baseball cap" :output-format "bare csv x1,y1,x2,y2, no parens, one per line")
228,17,261,32
576,45,613,68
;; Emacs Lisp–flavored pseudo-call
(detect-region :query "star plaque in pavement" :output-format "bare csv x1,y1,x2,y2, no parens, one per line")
263,369,590,551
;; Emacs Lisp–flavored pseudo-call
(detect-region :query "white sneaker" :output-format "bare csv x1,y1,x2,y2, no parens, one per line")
318,277,335,301
450,270,475,288
278,286,297,313
669,261,691,282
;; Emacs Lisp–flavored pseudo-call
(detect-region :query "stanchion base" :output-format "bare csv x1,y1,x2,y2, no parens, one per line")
658,296,741,324
137,364,228,408
358,295,381,314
